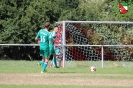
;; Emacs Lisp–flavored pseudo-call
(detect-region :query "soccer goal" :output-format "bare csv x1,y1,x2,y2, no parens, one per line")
56,21,133,68
0,21,133,68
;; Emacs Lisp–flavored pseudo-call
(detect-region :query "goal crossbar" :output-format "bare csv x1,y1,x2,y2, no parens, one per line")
57,21,133,24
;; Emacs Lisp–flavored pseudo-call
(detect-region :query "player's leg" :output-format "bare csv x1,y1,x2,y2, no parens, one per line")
55,48,61,67
38,50,45,66
49,49,53,68
52,53,57,68
39,56,45,65
58,55,63,67
50,47,57,68
50,57,54,68
38,50,46,73
42,58,49,73
41,50,49,73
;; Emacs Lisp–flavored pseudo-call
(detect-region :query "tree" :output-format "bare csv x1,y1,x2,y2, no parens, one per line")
0,0,133,60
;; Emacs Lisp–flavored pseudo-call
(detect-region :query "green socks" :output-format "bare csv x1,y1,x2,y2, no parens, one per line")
39,61,43,66
53,58,57,67
50,59,54,66
42,62,48,72
50,58,57,68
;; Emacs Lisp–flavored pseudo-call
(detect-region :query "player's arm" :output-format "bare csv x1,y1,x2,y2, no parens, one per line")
35,31,40,44
35,30,40,40
52,37,56,43
51,32,56,42
35,38,40,41
49,32,53,43
49,37,54,44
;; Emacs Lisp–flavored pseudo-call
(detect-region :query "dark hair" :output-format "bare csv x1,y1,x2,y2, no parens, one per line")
54,23,60,27
54,25,58,28
44,22,50,28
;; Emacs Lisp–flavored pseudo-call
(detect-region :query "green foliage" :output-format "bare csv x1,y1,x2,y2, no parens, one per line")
0,0,133,60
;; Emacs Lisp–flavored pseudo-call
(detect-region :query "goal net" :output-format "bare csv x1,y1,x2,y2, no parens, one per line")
56,21,133,68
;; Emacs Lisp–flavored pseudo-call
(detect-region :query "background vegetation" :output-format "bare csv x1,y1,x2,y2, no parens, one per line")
0,0,133,60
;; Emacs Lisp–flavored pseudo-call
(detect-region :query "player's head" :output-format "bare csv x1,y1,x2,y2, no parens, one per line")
54,25,58,33
44,22,50,29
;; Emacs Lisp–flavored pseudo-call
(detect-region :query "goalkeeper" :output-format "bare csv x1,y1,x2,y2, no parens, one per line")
49,25,59,68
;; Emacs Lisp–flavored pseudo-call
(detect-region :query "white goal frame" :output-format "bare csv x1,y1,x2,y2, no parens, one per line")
60,21,133,68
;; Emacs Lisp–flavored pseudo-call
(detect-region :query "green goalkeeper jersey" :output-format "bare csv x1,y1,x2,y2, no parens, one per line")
36,29,50,50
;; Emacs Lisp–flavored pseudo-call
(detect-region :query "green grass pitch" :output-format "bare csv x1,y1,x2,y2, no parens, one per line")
0,60,133,88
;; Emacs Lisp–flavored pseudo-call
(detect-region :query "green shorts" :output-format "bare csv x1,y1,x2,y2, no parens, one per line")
40,50,49,58
49,47,55,55
49,47,60,55
55,48,60,55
